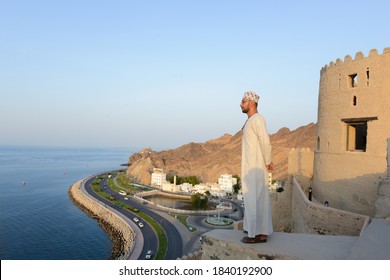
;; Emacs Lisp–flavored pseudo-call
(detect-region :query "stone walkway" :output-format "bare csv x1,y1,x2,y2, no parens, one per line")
201,218,390,260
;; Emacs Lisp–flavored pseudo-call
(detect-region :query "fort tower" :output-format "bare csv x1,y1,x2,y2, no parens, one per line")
313,47,390,216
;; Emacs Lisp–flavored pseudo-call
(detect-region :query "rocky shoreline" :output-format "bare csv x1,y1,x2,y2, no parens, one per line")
68,180,136,260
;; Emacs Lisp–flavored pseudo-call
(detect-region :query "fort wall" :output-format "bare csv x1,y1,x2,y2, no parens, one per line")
286,148,368,235
287,147,314,194
314,47,390,216
291,177,369,236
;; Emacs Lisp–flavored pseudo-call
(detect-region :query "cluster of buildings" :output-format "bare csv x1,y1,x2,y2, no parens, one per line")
151,168,281,199
151,168,238,197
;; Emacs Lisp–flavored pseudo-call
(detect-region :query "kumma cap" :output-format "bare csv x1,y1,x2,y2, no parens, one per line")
243,91,259,103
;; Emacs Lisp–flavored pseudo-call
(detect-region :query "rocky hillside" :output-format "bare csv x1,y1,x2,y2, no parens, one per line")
126,122,317,185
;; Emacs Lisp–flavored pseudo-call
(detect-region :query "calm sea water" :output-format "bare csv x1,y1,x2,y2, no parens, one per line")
0,145,136,260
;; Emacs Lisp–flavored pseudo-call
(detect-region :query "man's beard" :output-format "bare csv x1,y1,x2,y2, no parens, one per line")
241,107,249,113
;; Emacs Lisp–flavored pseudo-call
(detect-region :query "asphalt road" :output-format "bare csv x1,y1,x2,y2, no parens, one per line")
84,175,183,260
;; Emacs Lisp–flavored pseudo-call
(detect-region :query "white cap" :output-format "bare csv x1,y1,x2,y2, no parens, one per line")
243,91,259,103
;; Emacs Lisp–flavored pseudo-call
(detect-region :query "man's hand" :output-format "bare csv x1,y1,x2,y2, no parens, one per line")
266,163,274,172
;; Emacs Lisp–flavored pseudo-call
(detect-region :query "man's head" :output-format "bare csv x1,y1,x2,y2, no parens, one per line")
240,91,259,115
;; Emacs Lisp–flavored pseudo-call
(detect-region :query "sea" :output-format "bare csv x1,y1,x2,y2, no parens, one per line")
0,145,137,260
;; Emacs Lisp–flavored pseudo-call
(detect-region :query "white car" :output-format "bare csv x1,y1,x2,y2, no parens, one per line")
133,217,139,223
145,250,153,259
138,222,144,228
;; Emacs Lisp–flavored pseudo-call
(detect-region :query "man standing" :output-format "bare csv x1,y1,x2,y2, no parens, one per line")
240,91,273,243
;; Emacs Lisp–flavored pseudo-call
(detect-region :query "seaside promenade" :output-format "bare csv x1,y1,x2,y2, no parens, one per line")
69,176,144,260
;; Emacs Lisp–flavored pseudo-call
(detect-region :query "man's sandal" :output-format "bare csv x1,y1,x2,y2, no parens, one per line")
241,236,267,244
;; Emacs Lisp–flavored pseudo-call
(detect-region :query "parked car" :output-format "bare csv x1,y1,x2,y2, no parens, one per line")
133,217,139,223
138,222,144,228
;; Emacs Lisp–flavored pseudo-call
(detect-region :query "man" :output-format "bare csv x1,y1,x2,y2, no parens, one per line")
240,91,273,243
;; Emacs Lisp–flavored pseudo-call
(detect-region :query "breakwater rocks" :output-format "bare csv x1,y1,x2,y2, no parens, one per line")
68,180,136,260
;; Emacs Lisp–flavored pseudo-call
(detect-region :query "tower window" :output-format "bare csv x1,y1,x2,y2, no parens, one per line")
366,69,370,86
342,117,377,152
346,122,367,151
349,73,358,88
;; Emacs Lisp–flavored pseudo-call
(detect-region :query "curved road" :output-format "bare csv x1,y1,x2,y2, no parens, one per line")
83,175,183,260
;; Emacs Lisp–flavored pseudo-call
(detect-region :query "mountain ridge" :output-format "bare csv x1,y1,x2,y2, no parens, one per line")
126,122,317,185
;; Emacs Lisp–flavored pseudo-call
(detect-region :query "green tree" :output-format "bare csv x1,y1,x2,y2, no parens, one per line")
191,193,208,210
232,175,241,194
186,175,200,185
167,174,200,185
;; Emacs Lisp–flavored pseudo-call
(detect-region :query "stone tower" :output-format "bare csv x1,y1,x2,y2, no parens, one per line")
313,47,390,216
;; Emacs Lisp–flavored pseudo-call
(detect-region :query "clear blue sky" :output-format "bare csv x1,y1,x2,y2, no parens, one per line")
1,0,389,150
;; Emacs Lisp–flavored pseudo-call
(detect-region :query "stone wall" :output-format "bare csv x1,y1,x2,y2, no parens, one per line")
287,148,314,194
375,139,390,218
266,147,315,232
234,175,369,237
270,182,293,232
68,180,136,259
286,147,370,235
291,177,370,236
375,180,390,218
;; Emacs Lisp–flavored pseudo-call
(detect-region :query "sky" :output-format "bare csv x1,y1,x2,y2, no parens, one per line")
1,0,389,150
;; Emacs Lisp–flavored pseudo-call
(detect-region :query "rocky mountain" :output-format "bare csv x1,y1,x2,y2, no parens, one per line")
126,122,317,185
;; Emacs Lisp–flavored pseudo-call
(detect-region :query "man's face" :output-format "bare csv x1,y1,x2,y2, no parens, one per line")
240,98,251,113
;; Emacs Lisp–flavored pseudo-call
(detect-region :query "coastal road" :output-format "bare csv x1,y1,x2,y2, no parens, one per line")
84,175,183,260
109,189,183,260
83,176,157,259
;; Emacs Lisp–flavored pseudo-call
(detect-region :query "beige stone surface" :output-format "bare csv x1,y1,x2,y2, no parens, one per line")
314,48,390,216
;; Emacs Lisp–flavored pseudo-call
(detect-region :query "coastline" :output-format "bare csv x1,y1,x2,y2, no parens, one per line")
68,180,136,260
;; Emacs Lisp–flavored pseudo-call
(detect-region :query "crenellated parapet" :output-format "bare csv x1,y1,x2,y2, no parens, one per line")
321,47,390,73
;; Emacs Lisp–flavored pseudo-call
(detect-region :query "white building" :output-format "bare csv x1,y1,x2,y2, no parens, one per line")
179,183,193,193
151,168,166,187
153,173,242,198
218,174,237,193
162,182,181,193
193,184,207,194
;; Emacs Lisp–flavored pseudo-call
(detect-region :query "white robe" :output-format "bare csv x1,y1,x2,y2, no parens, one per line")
242,113,273,237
